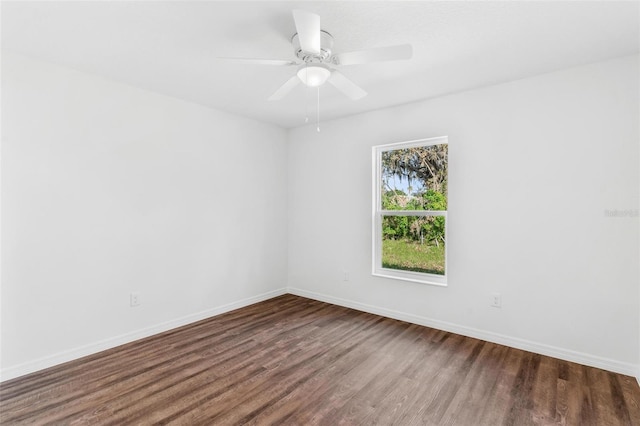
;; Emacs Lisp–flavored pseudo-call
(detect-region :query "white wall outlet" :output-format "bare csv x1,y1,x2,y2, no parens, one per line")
130,292,141,307
343,271,349,281
491,292,502,308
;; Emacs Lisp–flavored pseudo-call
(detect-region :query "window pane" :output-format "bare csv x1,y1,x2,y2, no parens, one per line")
381,144,448,211
381,215,445,275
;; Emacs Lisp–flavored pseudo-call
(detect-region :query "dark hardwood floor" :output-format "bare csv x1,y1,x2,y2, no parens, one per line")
1,294,639,425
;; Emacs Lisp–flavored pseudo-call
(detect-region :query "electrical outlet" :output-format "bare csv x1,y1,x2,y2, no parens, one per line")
343,271,349,281
491,293,501,308
130,292,141,307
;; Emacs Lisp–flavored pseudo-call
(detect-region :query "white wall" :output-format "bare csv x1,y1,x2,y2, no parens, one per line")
288,55,640,375
1,52,288,380
2,51,638,382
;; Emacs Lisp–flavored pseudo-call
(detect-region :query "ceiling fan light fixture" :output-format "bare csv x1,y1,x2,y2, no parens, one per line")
297,64,331,87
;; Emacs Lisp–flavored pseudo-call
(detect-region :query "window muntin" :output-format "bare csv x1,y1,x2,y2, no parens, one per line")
373,137,448,286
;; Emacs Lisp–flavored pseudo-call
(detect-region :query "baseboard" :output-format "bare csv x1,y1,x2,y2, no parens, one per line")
0,288,287,382
3,287,637,382
288,287,638,377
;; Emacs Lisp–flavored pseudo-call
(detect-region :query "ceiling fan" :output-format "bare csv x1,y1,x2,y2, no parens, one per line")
220,10,413,101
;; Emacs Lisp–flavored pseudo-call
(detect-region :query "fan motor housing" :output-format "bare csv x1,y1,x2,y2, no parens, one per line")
292,30,334,63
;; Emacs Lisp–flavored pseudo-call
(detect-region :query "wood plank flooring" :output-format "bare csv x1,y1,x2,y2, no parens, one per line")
1,294,639,425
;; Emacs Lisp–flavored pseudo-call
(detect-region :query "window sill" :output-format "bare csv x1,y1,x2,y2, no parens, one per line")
372,269,447,287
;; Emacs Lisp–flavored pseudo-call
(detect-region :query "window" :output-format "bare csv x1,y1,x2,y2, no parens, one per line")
372,137,448,286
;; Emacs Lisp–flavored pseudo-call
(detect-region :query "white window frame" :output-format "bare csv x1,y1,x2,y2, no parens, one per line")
372,136,448,286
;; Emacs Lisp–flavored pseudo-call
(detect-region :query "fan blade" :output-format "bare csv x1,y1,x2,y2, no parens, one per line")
335,44,413,65
292,9,321,55
218,57,297,66
328,71,367,100
268,75,301,101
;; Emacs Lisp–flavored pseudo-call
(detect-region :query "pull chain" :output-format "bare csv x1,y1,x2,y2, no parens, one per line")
305,90,309,123
304,68,310,123
316,87,320,132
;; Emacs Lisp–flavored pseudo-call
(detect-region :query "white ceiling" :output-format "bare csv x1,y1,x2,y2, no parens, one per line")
2,1,639,129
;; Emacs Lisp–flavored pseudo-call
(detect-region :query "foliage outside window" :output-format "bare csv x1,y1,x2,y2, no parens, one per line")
372,137,448,285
